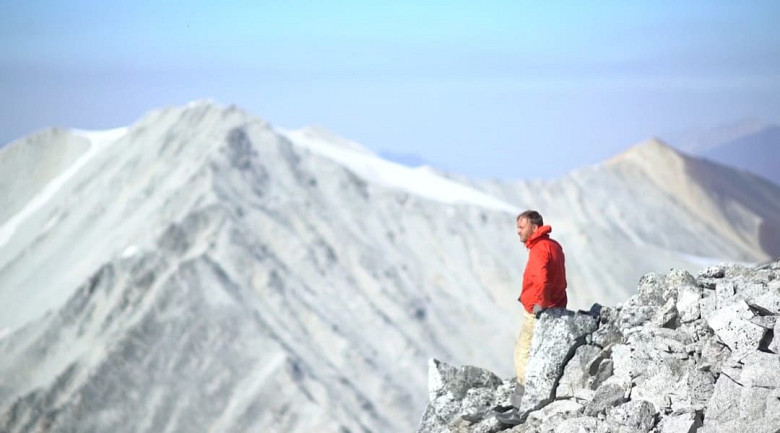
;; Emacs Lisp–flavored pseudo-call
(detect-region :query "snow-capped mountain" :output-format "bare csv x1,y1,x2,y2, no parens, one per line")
0,101,778,433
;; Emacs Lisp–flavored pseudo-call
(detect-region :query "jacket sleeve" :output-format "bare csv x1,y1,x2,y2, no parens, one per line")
528,243,552,308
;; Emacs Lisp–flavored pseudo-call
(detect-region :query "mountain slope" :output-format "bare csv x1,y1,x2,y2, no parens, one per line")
0,102,526,433
1,102,778,432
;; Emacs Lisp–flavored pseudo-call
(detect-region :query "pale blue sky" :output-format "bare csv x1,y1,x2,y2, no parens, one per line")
2,1,779,179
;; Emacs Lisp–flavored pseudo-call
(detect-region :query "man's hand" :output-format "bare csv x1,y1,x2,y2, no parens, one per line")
532,304,544,318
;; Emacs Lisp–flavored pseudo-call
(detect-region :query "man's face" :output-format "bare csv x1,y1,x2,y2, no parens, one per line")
516,217,537,243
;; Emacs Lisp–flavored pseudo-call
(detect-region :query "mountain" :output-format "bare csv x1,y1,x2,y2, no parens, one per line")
699,125,780,187
1,102,779,432
665,119,780,186
458,138,780,294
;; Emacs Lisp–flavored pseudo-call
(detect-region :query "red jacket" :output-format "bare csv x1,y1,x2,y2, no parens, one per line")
520,225,567,313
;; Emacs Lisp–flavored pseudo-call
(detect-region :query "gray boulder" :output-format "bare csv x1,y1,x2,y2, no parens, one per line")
517,309,598,418
706,300,766,359
655,410,702,433
419,359,507,432
605,399,657,433
557,345,602,400
585,376,630,416
553,416,611,433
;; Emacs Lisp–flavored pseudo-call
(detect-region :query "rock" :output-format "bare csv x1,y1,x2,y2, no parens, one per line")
422,359,505,429
698,265,725,279
553,416,611,433
656,410,702,433
610,344,638,380
637,272,667,305
702,373,742,427
605,399,657,433
748,315,776,329
416,259,780,433
706,300,766,359
772,319,780,354
728,351,780,388
650,297,679,328
525,400,584,433
617,305,656,329
585,376,629,416
590,322,624,348
698,292,717,322
698,338,730,374
747,288,780,315
517,309,598,418
699,371,779,429
664,269,696,299
589,359,613,391
675,284,701,323
715,281,736,308
557,345,602,400
685,369,715,408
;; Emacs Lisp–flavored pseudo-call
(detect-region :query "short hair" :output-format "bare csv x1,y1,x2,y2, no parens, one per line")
517,210,543,227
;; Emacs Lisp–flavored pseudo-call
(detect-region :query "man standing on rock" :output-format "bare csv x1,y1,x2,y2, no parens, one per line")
496,210,568,426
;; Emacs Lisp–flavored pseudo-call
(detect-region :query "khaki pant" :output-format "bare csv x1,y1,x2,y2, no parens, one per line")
514,309,537,385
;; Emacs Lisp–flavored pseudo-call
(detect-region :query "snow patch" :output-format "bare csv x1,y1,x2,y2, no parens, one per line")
279,128,517,213
0,127,128,248
122,245,139,258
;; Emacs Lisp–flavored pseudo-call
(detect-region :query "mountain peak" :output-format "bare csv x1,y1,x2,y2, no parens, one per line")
606,137,682,168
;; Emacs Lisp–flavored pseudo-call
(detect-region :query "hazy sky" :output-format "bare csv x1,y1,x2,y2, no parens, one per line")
2,1,779,179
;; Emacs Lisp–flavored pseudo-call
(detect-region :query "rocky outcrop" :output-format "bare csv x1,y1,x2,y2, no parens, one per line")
417,259,780,432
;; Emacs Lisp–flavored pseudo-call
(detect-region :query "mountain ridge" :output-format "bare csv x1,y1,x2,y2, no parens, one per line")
1,101,779,433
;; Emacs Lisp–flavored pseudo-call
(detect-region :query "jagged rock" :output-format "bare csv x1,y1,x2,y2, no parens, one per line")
655,409,702,433
748,314,776,329
675,284,701,323
617,305,656,329
523,400,584,433
605,399,657,433
772,319,780,354
553,416,610,433
589,359,613,391
517,310,598,419
416,260,780,433
698,265,725,279
664,269,696,299
610,344,637,379
698,292,717,322
702,370,780,431
698,338,731,374
585,376,629,416
747,287,780,315
725,351,780,388
650,297,679,328
557,345,602,400
714,280,736,308
706,300,766,359
422,359,506,430
589,322,623,348
637,273,667,306
683,368,715,408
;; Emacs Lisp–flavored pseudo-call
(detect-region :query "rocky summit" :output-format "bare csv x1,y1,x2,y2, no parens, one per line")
417,259,780,433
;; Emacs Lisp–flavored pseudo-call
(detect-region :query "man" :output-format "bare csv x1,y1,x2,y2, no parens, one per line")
495,210,567,426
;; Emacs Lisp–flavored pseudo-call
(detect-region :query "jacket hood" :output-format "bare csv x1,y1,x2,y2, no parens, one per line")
525,225,552,249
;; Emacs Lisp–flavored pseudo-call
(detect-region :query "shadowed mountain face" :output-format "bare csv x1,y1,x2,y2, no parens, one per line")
667,120,780,187
699,125,780,187
1,102,778,432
